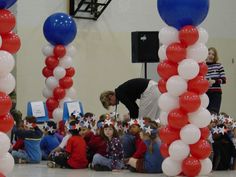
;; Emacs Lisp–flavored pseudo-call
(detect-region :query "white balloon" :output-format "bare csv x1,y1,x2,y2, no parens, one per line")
0,132,10,156
162,157,182,176
169,140,190,161
159,111,168,126
66,45,77,57
200,93,209,108
59,55,73,69
59,97,72,108
53,66,66,80
187,43,208,63
180,124,201,144
159,26,179,45
52,108,63,122
199,158,212,175
0,152,14,175
166,75,187,97
42,44,54,56
0,73,16,94
45,76,59,90
158,45,167,61
66,87,77,100
158,93,179,112
42,87,53,98
188,107,211,128
178,59,199,80
197,27,209,44
0,50,15,77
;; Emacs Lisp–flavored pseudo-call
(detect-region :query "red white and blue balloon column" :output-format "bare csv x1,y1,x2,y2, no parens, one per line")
42,13,77,122
0,0,19,176
157,0,212,177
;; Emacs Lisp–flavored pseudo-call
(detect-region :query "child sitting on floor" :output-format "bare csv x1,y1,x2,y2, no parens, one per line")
40,121,60,160
11,116,43,163
126,122,163,173
91,118,124,171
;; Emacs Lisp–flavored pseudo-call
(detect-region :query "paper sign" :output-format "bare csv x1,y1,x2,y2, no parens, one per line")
31,101,46,117
67,101,81,115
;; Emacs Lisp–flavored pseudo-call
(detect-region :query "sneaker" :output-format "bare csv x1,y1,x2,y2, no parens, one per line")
93,164,112,171
47,161,56,168
88,163,93,169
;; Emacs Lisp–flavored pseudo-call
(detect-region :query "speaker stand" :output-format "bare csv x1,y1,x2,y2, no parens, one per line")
144,62,147,79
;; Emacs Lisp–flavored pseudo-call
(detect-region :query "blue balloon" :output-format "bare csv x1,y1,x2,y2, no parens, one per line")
43,13,77,46
157,0,209,30
0,0,17,9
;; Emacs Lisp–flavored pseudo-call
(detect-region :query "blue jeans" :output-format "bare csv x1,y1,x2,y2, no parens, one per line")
92,153,124,169
12,150,30,162
121,133,135,158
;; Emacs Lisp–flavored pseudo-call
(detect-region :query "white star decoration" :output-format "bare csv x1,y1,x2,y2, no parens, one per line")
104,119,113,126
128,119,135,126
123,126,129,133
49,126,55,133
145,126,153,135
218,127,225,135
75,123,81,130
212,127,219,134
155,119,161,124
91,116,97,121
211,114,218,121
232,122,236,129
72,110,81,118
83,121,90,128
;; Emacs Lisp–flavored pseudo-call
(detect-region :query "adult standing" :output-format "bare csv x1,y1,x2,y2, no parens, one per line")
205,47,226,114
100,78,160,120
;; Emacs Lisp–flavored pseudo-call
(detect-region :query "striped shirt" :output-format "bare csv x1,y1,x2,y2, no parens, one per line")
205,62,226,92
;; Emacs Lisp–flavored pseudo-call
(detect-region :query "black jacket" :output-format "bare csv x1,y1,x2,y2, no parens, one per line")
115,78,150,118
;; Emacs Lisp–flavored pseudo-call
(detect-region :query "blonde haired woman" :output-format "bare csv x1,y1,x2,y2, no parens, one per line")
206,47,226,114
100,78,160,120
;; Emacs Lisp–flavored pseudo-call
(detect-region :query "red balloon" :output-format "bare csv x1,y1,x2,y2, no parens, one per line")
46,97,59,111
0,113,14,133
66,67,75,77
159,126,180,144
42,67,53,78
179,91,201,113
160,143,169,158
200,127,210,139
0,9,16,34
53,87,66,100
53,45,66,58
45,56,59,70
199,62,208,76
188,76,209,95
168,108,189,129
157,60,178,80
190,139,211,159
0,32,21,54
158,79,167,93
0,92,12,116
179,25,199,46
0,172,5,177
182,156,201,177
48,111,53,119
166,42,186,63
59,77,73,89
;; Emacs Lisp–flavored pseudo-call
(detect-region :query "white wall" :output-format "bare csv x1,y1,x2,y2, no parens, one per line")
16,0,236,117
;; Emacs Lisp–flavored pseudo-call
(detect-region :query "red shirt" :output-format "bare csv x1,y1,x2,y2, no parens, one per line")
66,135,88,169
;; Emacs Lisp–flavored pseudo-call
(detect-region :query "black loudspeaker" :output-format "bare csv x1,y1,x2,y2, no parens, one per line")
131,31,159,63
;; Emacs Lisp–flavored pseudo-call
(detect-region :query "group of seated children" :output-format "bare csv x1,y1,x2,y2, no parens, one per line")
208,112,236,170
10,112,164,173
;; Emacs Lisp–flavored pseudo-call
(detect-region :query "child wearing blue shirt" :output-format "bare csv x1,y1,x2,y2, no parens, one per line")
11,116,43,163
40,121,60,160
